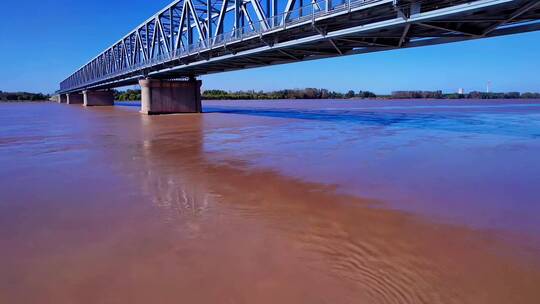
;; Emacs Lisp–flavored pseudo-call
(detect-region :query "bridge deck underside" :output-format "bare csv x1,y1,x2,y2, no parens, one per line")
61,0,540,93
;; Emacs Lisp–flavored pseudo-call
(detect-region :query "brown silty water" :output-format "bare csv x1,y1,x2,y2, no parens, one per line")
1,100,540,303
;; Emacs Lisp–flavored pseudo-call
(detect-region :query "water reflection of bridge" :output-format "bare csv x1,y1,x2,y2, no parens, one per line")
123,110,540,303
137,115,213,226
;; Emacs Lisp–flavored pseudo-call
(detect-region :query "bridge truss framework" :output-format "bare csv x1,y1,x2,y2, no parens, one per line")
59,0,540,93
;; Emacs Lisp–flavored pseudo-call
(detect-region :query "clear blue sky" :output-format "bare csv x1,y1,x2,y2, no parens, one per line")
1,0,539,94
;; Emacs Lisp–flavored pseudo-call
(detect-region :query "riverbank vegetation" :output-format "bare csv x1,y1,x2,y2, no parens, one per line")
114,88,377,100
114,89,141,101
390,91,540,99
202,88,378,100
3,89,539,102
203,89,540,100
0,91,50,101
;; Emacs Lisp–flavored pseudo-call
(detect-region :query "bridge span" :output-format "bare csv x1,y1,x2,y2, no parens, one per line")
57,0,540,114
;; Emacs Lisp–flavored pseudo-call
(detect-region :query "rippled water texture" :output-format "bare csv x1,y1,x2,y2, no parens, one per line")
1,100,540,304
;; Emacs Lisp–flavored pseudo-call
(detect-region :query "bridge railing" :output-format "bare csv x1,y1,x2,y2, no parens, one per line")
61,0,388,91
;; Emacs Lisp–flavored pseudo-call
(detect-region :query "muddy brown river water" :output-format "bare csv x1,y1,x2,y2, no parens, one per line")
1,100,540,303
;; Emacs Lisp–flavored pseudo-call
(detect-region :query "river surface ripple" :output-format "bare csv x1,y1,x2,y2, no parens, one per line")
1,100,540,304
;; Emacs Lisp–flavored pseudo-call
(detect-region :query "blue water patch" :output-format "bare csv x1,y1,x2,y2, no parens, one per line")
205,105,540,139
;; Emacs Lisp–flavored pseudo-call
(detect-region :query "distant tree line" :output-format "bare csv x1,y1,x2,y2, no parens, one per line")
2,88,539,102
391,91,445,99
111,88,378,100
390,90,540,99
107,88,540,101
0,91,50,101
114,89,141,101
203,88,377,100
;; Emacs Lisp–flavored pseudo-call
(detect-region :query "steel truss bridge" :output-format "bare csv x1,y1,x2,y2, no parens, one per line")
59,0,540,93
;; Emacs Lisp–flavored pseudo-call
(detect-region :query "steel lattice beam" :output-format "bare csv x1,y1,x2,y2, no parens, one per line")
59,0,540,92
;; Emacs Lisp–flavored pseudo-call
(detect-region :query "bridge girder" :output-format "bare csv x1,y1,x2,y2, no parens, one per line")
59,0,540,93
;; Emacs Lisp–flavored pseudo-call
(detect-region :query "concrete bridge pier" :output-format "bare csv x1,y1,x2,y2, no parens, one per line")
139,78,202,115
66,92,83,105
59,94,67,103
83,90,115,107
